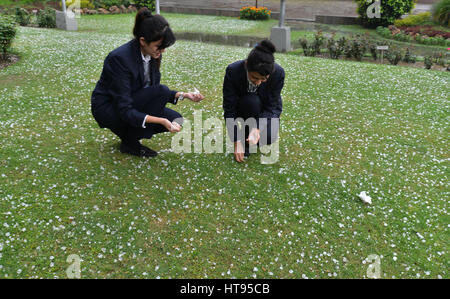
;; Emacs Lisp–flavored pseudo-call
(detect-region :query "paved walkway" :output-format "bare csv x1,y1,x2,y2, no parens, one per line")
160,0,433,20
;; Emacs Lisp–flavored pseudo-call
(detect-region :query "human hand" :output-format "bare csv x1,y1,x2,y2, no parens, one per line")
234,141,245,163
246,128,260,145
184,91,204,102
162,119,181,133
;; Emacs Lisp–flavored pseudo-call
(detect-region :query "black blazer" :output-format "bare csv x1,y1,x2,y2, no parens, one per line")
91,39,177,129
223,60,284,120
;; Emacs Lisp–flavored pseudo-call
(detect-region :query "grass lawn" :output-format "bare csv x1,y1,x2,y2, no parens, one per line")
0,13,449,279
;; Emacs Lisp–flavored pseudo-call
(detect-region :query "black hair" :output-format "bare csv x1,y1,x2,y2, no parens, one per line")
246,39,276,76
133,7,176,50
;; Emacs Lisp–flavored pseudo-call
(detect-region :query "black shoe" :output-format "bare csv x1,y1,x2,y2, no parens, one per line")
120,142,157,158
139,144,158,157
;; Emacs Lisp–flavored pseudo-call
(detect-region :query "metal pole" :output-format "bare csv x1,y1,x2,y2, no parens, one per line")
156,0,160,14
61,0,67,13
279,0,286,27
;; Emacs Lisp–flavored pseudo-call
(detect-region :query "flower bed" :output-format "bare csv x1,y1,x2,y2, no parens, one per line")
377,25,450,47
239,6,271,20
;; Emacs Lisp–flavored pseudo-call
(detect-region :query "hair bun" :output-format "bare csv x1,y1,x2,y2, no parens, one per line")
133,7,153,38
256,39,276,54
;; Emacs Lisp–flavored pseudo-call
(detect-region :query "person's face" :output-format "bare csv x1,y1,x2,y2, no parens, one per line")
140,37,166,59
247,71,269,86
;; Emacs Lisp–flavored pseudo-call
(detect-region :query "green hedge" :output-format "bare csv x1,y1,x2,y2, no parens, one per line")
37,8,55,28
0,14,17,60
394,12,431,27
14,7,31,26
133,0,155,10
432,0,450,27
354,0,416,28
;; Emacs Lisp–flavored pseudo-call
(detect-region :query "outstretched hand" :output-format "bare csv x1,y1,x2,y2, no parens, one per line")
246,128,260,145
184,92,205,102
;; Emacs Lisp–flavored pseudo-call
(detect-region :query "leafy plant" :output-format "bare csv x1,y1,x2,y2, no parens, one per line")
299,38,315,57
134,0,155,11
354,0,416,28
424,55,433,69
376,26,392,38
37,8,56,28
394,12,431,27
312,31,325,56
350,36,366,61
0,15,17,60
14,7,31,26
393,31,412,42
403,47,416,63
337,36,348,56
327,34,343,59
62,0,95,9
299,31,326,57
386,47,403,65
432,52,446,66
368,43,378,60
432,0,450,27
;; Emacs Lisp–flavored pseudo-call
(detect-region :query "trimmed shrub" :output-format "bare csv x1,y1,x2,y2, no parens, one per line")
327,34,343,59
393,31,412,42
37,8,56,28
403,47,417,63
299,31,326,57
337,36,348,56
134,0,155,11
240,6,271,20
61,0,95,9
432,0,450,27
424,55,433,69
354,0,416,28
376,26,392,38
394,12,431,27
433,52,446,66
299,38,316,57
386,47,403,65
0,15,17,60
369,43,378,60
351,38,366,61
14,7,31,26
312,31,325,55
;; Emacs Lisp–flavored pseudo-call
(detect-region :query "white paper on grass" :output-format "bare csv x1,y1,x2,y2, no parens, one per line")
358,191,372,204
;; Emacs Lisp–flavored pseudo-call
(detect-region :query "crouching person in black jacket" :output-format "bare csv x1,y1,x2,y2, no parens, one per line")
223,40,284,163
91,8,204,158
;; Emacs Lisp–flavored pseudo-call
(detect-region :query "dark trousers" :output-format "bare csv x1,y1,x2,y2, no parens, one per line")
234,93,279,146
109,86,182,145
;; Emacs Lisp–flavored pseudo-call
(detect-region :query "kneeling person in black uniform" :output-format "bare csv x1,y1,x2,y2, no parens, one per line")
223,40,284,163
91,8,204,158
